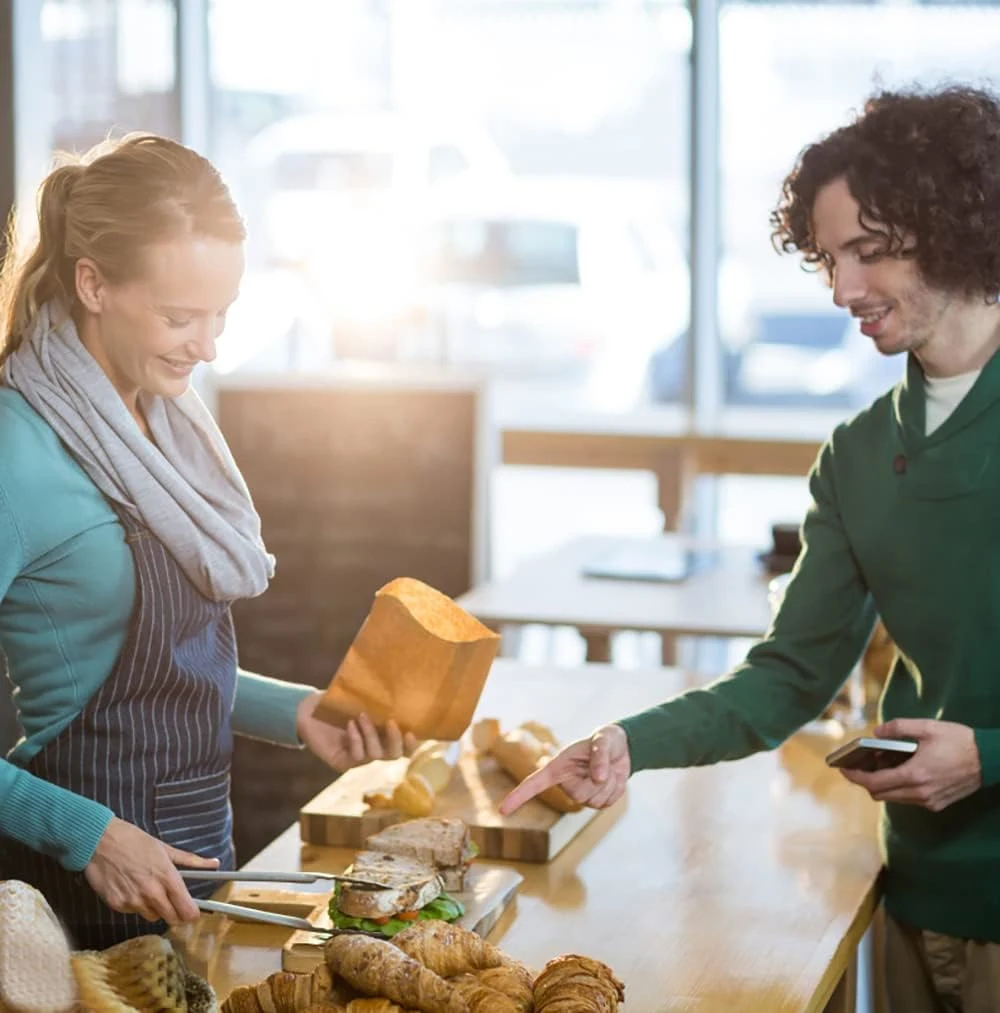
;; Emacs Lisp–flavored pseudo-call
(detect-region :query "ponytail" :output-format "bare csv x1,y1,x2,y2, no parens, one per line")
0,163,86,368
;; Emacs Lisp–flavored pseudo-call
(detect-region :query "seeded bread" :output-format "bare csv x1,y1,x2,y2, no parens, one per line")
338,852,443,919
365,818,470,869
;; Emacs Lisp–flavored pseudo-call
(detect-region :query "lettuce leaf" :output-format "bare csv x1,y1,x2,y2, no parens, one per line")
419,894,464,921
328,891,465,938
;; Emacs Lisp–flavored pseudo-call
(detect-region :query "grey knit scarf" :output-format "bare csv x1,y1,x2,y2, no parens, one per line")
4,303,274,602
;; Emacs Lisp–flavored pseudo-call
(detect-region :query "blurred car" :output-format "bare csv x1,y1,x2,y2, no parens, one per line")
385,180,692,409
243,110,511,268
724,309,905,408
726,310,855,406
648,261,905,409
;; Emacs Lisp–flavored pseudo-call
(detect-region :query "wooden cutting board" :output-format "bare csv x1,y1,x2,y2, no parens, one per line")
299,750,600,862
224,862,523,974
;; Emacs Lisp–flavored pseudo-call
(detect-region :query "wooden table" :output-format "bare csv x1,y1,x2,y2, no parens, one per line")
172,660,881,1013
457,534,775,662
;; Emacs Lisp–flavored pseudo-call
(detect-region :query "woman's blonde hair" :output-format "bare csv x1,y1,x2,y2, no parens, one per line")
0,133,246,367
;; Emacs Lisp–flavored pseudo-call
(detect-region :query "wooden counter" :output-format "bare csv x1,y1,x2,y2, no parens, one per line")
173,660,881,1012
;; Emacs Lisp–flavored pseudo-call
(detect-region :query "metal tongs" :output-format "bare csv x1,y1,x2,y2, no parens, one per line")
179,868,391,888
181,868,391,934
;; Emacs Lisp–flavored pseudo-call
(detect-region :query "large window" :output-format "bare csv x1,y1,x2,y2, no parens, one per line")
12,0,1000,423
12,0,178,233
718,2,1000,415
10,0,1000,564
208,0,692,417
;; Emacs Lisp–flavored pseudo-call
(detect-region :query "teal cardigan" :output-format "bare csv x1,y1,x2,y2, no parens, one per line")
620,350,1000,941
0,387,313,871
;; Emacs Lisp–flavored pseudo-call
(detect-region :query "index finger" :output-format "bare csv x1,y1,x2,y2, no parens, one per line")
841,760,916,794
498,764,559,816
356,713,384,759
876,718,932,741
383,719,404,760
161,873,199,924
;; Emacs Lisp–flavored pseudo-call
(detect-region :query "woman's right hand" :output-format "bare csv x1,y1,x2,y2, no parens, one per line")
84,817,220,925
498,722,632,815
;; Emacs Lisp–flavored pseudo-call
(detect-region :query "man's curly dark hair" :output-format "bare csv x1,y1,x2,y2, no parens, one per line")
770,84,1000,300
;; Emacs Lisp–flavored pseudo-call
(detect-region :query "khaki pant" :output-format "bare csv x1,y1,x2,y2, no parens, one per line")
886,914,1000,1012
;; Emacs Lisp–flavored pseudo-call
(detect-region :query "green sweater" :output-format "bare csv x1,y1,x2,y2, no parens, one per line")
620,350,1000,942
0,388,314,872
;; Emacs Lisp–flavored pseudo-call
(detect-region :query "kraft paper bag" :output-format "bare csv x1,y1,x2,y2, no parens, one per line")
315,577,501,741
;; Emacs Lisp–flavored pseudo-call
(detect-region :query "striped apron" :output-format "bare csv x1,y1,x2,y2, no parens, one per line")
1,511,238,950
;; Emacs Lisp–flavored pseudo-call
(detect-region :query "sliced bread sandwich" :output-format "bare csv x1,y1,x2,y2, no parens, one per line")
364,817,477,891
330,848,464,937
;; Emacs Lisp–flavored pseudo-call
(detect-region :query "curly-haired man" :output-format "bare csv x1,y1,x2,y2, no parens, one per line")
501,84,1000,1010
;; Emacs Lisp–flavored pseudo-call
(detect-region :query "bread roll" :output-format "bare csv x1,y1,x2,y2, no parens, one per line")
408,740,449,767
392,772,435,817
469,719,500,754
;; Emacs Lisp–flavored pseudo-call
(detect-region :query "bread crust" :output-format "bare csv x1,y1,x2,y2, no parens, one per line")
339,852,444,919
366,818,469,872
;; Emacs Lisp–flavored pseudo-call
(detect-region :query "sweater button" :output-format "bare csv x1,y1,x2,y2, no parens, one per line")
893,453,907,474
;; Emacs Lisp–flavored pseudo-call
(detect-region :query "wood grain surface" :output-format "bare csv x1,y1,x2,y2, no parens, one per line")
173,660,881,1013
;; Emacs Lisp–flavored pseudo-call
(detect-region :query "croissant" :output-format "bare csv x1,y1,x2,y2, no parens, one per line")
392,922,506,977
324,935,468,1013
345,1000,413,1012
446,974,519,1013
310,963,338,1002
218,983,262,1013
532,955,624,1013
220,970,323,1013
474,967,533,1012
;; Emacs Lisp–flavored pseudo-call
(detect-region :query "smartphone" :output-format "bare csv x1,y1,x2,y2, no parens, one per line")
825,736,917,772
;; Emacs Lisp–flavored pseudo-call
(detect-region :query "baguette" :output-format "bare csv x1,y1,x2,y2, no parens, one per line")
488,730,582,814
516,722,559,751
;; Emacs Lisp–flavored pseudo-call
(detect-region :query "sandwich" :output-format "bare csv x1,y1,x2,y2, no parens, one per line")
364,817,478,891
329,849,464,938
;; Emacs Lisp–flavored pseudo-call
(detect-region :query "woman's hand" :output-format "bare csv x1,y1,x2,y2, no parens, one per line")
296,691,418,773
84,817,218,924
499,723,632,815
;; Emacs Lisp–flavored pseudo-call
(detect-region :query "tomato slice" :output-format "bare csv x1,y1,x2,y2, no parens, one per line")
397,910,420,921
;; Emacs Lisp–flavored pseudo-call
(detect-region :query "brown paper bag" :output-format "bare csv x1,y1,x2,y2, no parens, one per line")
314,577,501,740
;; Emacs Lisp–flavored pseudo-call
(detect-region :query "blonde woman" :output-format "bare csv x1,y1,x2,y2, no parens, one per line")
0,134,412,949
